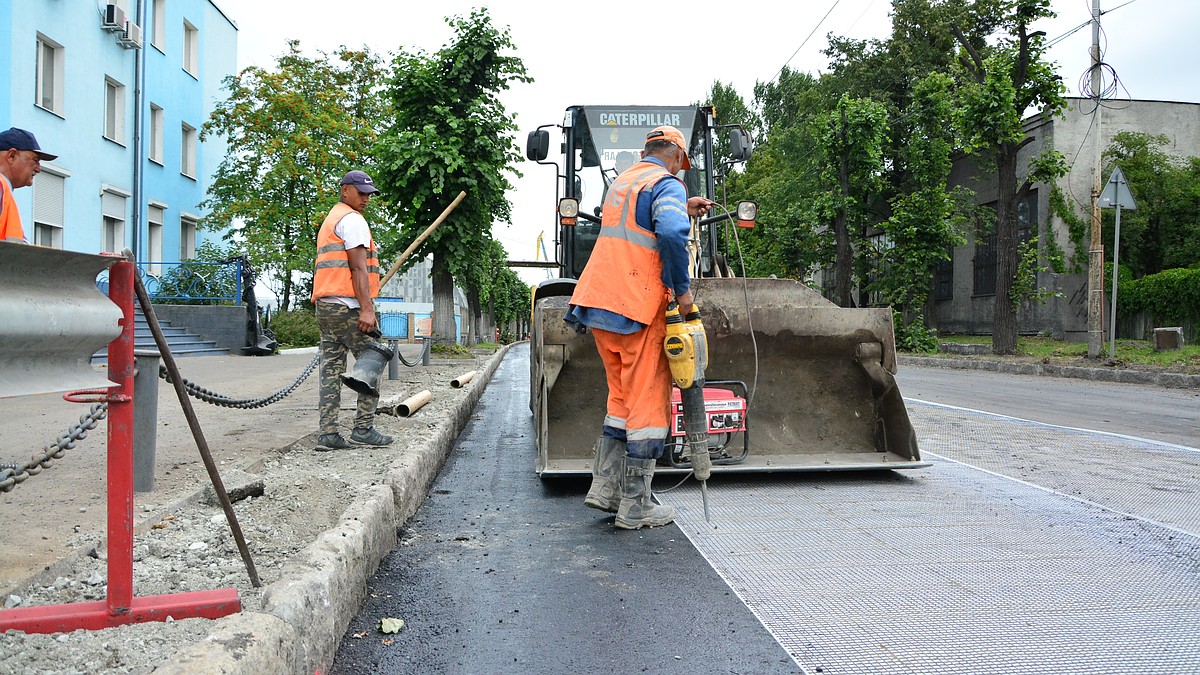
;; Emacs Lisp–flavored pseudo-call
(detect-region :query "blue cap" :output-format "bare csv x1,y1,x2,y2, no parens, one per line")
0,127,56,161
340,170,380,195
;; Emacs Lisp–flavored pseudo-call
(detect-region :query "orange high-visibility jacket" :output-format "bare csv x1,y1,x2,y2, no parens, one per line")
311,202,380,302
0,176,25,243
570,162,682,326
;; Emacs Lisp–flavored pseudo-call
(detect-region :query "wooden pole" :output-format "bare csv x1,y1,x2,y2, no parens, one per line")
380,191,467,288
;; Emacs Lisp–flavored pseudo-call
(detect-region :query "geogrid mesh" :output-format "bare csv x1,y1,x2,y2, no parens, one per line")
658,400,1200,674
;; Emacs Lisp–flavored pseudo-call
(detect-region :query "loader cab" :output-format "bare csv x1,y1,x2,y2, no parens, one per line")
526,105,729,280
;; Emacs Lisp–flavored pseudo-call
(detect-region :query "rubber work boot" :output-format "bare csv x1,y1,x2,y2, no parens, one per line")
615,457,676,530
349,427,394,447
584,437,625,513
315,433,353,451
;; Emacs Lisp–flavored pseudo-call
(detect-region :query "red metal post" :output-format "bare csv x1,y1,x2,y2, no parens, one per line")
107,259,136,615
0,258,240,634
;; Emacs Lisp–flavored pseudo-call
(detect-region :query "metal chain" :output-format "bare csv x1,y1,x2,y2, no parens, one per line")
158,353,319,409
0,402,108,493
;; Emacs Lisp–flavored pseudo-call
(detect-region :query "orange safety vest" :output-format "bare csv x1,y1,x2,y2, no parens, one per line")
571,161,681,326
0,176,25,243
311,202,380,302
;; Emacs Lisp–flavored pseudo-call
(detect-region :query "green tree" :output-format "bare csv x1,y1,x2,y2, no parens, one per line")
200,42,388,311
875,72,967,324
950,0,1067,354
1103,131,1200,275
373,9,530,347
729,68,829,281
814,95,888,307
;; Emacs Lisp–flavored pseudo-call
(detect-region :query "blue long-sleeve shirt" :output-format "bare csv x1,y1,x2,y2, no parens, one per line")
565,156,692,334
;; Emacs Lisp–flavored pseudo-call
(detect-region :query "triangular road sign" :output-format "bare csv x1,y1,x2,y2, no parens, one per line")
1100,166,1137,210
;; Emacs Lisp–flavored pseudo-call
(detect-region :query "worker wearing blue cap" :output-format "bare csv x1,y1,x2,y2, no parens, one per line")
0,127,57,244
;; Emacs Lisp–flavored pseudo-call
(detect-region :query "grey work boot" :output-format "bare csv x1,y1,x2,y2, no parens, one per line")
615,457,676,530
349,426,394,447
584,437,625,513
316,433,353,451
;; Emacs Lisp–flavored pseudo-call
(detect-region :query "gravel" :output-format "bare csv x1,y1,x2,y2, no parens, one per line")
0,353,494,675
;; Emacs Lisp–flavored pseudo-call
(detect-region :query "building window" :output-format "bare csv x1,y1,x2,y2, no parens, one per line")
933,250,954,301
102,190,127,253
104,78,126,144
972,194,1038,297
148,203,165,274
149,104,164,164
182,20,199,76
180,215,197,260
151,0,167,51
33,170,66,249
972,203,997,296
35,34,65,116
181,122,197,177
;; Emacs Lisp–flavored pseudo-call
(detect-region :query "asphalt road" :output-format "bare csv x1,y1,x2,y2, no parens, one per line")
896,365,1199,448
330,347,802,674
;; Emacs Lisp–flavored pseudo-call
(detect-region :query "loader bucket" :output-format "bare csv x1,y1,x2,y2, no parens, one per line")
530,277,928,475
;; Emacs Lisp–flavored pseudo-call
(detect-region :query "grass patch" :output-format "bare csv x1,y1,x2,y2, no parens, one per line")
431,343,473,358
934,334,1200,368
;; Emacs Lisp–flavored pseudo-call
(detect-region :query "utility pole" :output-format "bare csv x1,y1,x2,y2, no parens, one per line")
1086,0,1105,358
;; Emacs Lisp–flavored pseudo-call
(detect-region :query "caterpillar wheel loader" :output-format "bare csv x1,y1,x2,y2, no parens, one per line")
524,104,928,476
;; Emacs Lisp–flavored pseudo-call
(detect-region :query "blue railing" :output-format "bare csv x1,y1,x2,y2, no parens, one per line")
96,259,243,304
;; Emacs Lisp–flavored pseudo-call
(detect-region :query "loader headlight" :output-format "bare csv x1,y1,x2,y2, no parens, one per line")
736,201,757,228
559,198,579,227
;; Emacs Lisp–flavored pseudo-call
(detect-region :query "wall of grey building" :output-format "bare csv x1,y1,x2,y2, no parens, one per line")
152,304,246,351
933,99,1200,341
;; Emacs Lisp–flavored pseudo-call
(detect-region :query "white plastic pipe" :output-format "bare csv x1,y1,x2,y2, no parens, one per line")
450,370,477,389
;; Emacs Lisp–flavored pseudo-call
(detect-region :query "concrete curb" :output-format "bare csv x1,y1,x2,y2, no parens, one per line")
155,344,513,674
899,354,1200,390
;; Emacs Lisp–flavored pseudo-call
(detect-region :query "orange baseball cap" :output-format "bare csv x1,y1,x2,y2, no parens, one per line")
645,126,691,169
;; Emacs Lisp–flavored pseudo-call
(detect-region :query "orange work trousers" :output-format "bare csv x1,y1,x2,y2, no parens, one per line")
591,320,671,459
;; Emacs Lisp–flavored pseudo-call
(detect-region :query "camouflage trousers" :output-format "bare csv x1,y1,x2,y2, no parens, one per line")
316,301,381,435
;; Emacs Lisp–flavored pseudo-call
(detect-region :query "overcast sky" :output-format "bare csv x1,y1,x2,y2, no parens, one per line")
219,0,1199,283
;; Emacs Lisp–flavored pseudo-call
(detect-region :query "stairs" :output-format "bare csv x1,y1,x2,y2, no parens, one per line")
92,307,229,362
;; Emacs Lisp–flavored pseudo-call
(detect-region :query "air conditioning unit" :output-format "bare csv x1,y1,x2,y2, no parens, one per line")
102,4,125,32
118,21,143,49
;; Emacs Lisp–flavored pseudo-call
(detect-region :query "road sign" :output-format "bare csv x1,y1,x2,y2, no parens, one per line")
1100,166,1137,210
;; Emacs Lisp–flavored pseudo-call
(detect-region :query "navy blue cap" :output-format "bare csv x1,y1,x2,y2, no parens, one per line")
0,127,56,161
340,170,380,195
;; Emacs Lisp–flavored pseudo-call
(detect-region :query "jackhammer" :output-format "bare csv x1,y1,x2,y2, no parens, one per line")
664,301,713,522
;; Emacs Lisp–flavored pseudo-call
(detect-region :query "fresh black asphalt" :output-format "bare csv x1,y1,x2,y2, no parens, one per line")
331,345,802,674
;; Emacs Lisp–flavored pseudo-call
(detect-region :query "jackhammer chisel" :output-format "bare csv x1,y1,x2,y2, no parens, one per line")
664,301,713,522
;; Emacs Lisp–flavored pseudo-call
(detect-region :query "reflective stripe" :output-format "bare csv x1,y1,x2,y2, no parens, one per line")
627,426,669,441
596,224,658,251
604,415,627,430
315,260,382,272
317,242,347,255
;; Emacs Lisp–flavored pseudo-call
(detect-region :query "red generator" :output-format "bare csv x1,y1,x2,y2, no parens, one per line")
667,380,749,469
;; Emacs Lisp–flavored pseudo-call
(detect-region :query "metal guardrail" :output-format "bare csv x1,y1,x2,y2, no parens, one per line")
0,242,123,398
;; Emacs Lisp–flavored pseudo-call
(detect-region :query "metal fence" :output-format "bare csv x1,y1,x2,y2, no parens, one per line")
96,259,243,305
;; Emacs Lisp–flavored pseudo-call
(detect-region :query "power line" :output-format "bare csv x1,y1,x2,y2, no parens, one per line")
772,0,842,83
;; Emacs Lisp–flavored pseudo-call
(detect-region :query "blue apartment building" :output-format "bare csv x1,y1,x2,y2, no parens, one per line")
1,0,236,260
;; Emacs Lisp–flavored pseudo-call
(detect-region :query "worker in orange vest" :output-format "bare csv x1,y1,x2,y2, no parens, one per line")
565,126,713,530
311,170,394,451
0,128,57,244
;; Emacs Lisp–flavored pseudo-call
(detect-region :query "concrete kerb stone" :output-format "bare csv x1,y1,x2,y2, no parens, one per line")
898,354,1200,390
155,344,513,674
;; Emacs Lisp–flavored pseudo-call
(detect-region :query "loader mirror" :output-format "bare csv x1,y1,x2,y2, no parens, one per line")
559,198,579,227
526,130,549,161
736,201,757,229
728,127,753,162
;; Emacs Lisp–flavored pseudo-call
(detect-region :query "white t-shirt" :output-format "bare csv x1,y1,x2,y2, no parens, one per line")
318,210,373,309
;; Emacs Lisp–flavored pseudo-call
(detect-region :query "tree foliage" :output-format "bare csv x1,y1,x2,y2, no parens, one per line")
949,0,1067,354
1103,131,1200,275
200,42,388,311
874,72,967,320
373,9,530,346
